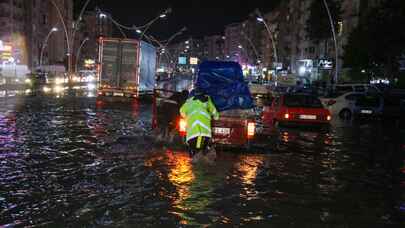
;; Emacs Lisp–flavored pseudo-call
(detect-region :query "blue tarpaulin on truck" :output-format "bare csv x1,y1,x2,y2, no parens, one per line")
194,61,254,112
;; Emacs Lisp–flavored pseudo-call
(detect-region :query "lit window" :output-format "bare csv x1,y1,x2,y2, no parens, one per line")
338,21,343,35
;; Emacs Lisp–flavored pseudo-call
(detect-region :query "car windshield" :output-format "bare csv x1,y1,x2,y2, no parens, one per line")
356,95,380,107
284,95,323,108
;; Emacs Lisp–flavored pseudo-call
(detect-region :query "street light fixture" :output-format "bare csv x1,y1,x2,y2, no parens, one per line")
140,8,172,40
256,17,264,22
160,7,172,18
39,27,59,68
136,29,142,34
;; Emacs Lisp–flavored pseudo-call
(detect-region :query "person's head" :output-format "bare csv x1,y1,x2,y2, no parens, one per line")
181,90,189,98
192,88,208,102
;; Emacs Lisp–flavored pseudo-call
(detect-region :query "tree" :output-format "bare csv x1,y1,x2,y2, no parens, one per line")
306,0,342,56
343,0,405,80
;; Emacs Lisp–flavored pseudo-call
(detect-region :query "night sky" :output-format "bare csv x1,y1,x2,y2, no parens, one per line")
75,0,280,40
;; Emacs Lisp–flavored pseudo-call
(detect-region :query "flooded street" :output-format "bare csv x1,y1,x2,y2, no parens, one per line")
0,96,404,227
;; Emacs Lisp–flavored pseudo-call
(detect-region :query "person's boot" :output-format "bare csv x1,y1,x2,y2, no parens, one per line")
192,151,204,164
203,146,216,165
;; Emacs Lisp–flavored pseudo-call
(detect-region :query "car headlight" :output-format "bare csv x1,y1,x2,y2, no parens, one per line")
43,86,51,93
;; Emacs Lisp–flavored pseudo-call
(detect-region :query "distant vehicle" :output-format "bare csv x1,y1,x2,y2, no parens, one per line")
262,94,331,128
322,92,365,119
352,94,384,120
270,85,291,96
331,83,380,95
97,38,156,98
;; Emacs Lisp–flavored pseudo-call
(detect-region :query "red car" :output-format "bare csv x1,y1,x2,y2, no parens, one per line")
262,94,331,128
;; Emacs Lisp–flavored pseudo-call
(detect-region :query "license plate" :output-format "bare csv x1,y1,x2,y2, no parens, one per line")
113,92,124,97
299,115,317,120
214,127,230,135
361,110,373,114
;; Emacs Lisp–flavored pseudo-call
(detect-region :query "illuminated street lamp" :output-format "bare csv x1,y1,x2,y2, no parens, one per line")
99,13,107,18
49,0,93,84
136,29,142,34
39,27,59,67
140,8,172,40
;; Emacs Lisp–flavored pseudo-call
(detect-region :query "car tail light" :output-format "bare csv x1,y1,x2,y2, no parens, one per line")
284,113,290,119
179,118,187,136
327,100,336,106
247,122,255,138
327,115,332,121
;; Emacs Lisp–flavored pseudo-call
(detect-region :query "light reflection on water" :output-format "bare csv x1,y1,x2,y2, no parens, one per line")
0,97,404,227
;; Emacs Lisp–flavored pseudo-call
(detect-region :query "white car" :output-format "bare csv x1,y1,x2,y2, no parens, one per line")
333,84,380,94
321,92,365,119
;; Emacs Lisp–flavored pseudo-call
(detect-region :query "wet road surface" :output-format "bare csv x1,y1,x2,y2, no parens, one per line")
0,96,404,227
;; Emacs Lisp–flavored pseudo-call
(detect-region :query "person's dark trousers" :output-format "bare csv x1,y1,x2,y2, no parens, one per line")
187,136,210,157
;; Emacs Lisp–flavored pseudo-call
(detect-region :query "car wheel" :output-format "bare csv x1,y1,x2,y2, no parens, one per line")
339,109,352,120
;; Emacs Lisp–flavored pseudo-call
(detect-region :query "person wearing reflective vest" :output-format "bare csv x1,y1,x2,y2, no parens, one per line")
180,90,219,155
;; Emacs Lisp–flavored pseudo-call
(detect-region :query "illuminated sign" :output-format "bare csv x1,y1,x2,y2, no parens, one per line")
189,57,198,65
318,59,333,69
178,56,187,65
84,59,96,68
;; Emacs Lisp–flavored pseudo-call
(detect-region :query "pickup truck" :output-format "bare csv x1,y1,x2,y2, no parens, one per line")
152,88,257,149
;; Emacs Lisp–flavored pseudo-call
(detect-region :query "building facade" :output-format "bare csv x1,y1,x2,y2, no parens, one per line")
203,35,224,61
0,0,73,71
224,23,243,63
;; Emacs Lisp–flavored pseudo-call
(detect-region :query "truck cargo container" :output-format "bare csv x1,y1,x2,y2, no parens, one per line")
98,38,156,98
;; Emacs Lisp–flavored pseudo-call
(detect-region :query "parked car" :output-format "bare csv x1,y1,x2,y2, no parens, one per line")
262,94,331,128
321,92,365,119
352,94,384,120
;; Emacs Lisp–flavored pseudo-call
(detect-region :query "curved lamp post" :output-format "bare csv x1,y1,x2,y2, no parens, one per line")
39,27,58,68
139,8,172,41
255,9,278,64
49,0,71,75
49,0,93,81
323,0,339,83
75,37,89,73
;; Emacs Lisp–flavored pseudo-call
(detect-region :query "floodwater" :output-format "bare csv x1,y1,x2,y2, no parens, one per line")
0,96,404,227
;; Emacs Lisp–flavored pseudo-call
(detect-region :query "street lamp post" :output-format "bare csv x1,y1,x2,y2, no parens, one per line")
39,27,58,68
323,0,339,83
49,0,71,76
49,0,93,82
256,9,278,64
139,8,172,41
149,27,187,71
75,37,89,73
